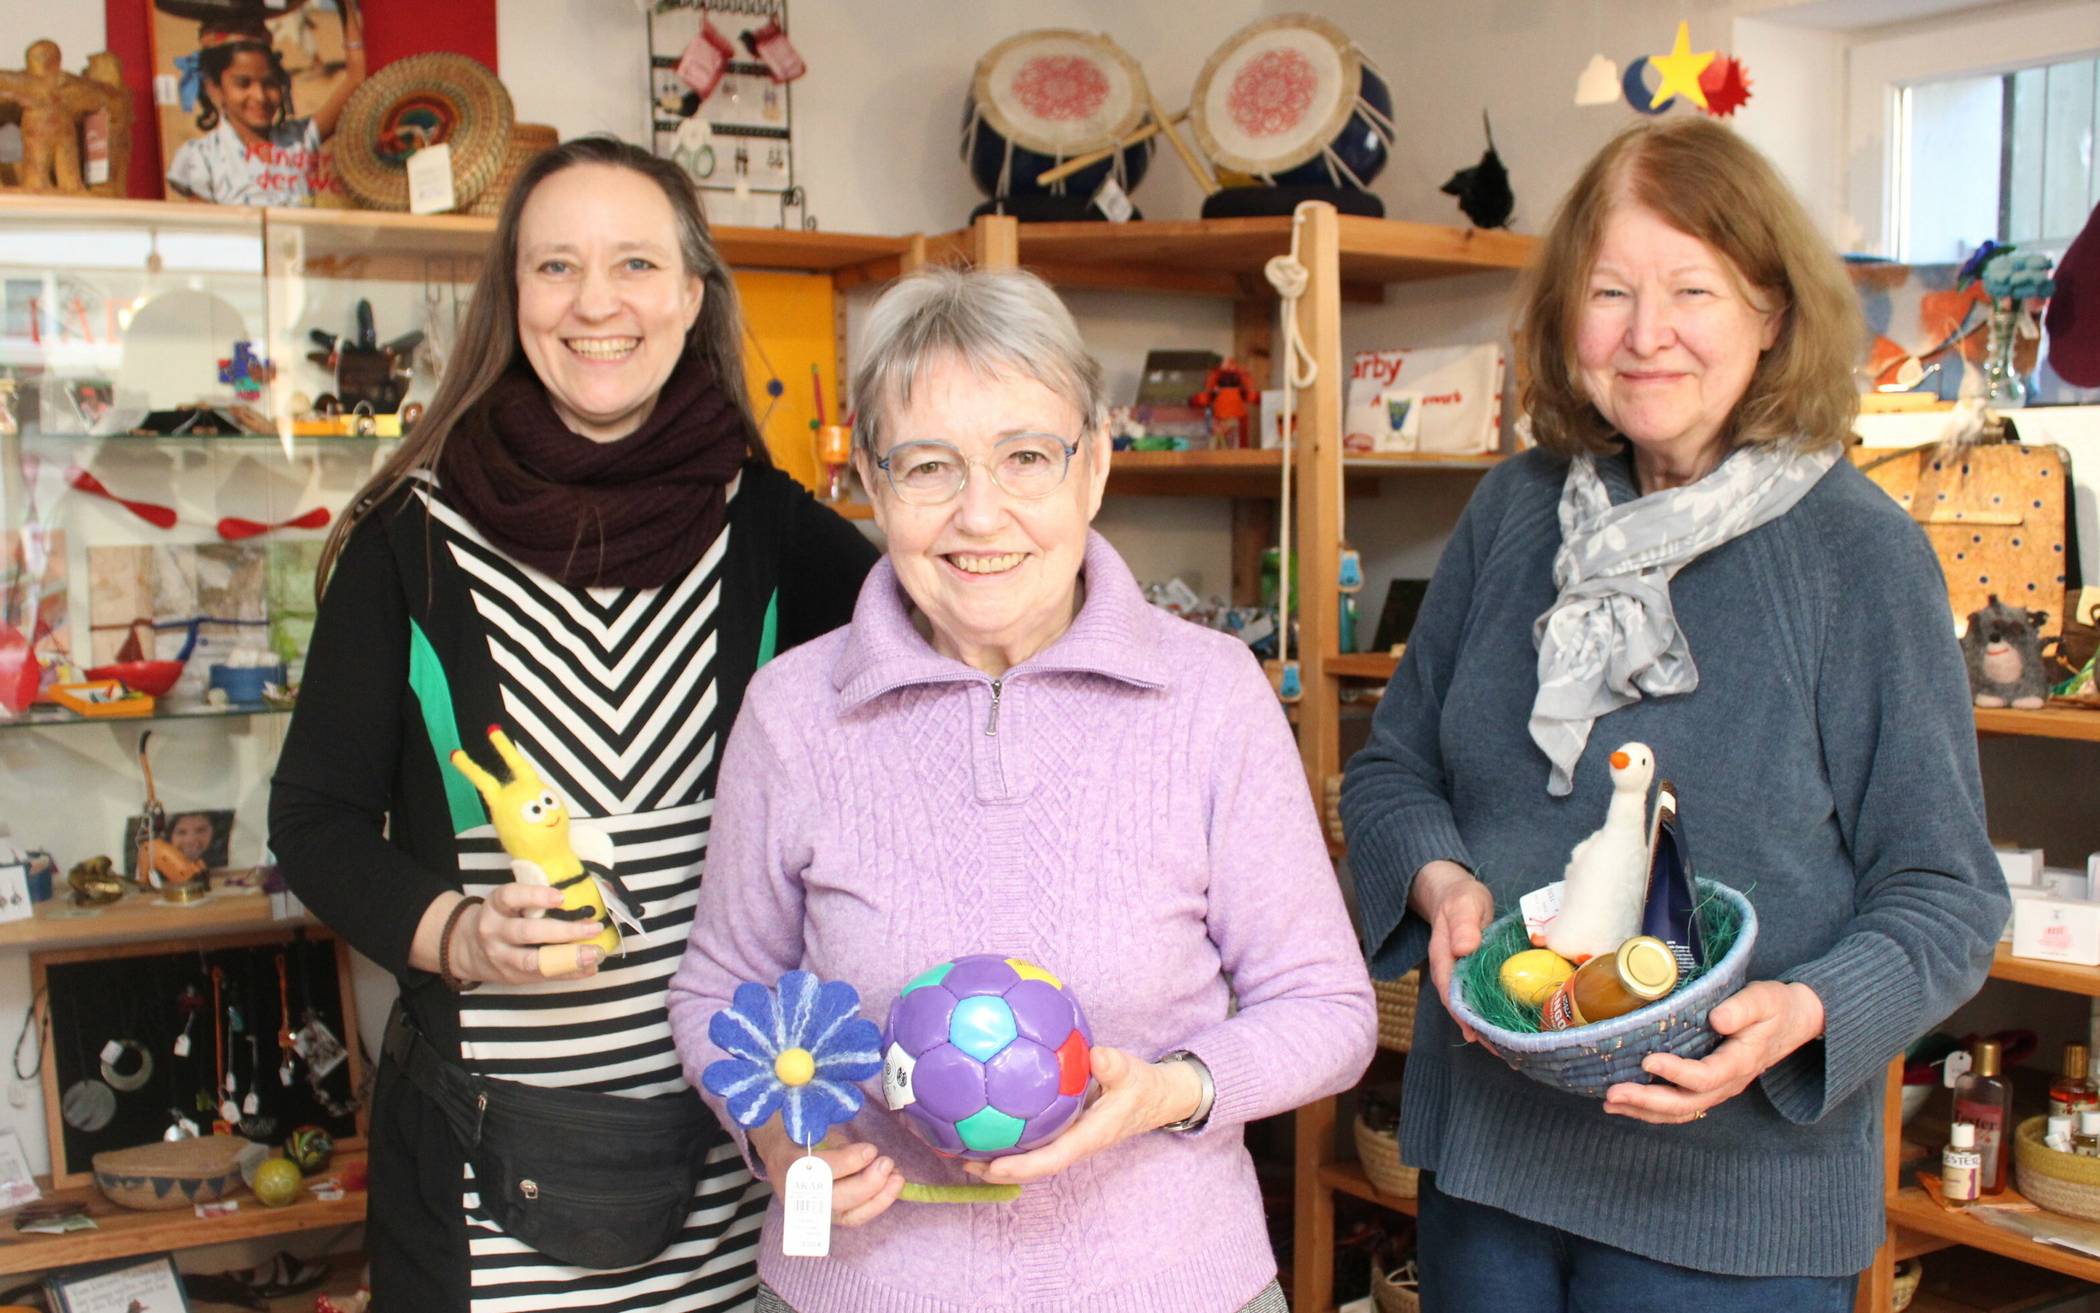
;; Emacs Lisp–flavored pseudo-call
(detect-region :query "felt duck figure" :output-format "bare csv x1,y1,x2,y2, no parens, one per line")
1544,742,1656,964
449,725,642,963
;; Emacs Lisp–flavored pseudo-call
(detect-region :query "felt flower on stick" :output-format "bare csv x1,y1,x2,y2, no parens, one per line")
703,971,882,1147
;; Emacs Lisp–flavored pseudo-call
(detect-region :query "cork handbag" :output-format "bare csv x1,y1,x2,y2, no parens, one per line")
1848,430,2077,644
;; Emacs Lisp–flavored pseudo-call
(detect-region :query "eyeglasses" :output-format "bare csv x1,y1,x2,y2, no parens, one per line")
873,432,1082,506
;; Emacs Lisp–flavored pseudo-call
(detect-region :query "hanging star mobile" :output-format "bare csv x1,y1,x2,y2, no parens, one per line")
1646,21,1715,111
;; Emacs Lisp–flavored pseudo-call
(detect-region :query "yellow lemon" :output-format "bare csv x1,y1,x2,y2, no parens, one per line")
774,1048,816,1087
1499,949,1576,1008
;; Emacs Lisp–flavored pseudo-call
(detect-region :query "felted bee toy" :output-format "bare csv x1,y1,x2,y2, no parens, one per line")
450,725,643,969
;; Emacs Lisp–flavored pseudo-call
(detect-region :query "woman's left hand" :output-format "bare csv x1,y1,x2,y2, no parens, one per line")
1602,980,1825,1124
963,1045,1203,1187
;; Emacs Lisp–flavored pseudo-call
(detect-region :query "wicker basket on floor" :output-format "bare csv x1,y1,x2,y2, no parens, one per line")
1372,1257,1420,1313
1891,1258,1923,1312
2014,1113,2100,1220
1353,1115,1419,1199
1375,973,1419,1052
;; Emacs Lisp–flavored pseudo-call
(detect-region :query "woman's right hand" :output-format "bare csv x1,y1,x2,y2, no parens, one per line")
441,885,608,986
1411,860,1494,1043
749,1124,905,1229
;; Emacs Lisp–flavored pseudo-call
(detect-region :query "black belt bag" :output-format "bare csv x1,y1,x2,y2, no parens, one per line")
383,1003,725,1270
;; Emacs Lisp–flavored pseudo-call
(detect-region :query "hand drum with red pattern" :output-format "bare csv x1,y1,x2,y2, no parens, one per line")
880,954,1093,1160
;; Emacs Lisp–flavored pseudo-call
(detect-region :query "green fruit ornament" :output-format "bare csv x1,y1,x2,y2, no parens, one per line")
285,1124,333,1174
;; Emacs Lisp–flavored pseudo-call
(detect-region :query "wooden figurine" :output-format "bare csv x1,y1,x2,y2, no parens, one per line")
83,50,134,198
0,40,130,194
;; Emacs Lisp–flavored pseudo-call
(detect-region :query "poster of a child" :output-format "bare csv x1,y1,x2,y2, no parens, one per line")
154,0,367,206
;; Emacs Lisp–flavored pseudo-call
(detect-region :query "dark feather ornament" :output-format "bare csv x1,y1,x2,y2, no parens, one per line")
1442,112,1514,230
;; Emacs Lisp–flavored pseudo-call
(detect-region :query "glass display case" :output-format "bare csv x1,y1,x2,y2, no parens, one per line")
0,196,483,916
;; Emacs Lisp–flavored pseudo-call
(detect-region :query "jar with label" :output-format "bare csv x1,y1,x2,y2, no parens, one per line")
1941,1121,1982,1206
2079,1111,2100,1158
1539,937,1679,1031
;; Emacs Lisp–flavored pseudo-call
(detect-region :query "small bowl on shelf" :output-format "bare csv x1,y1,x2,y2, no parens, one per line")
208,662,287,704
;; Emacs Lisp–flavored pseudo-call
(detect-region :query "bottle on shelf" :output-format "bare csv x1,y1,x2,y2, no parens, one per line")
2051,1042,2097,1118
2079,1111,2100,1158
1953,1039,2012,1194
1941,1121,1982,1206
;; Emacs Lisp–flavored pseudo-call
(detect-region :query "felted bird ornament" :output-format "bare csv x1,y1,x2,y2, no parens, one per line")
1441,111,1514,230
1544,742,1654,964
450,726,643,973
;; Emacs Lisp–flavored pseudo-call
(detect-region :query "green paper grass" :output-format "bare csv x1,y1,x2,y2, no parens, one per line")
1456,880,1747,1036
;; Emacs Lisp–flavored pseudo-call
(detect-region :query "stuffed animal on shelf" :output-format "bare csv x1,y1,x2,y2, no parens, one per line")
1544,742,1654,964
1962,595,2051,710
449,726,641,972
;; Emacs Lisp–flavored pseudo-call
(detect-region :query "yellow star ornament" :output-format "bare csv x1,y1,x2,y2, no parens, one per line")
1648,21,1715,110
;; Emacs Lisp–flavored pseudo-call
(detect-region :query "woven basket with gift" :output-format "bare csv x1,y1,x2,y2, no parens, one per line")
1445,744,1761,1100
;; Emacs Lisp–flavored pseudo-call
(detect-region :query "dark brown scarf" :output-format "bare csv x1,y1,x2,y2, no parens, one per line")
437,355,752,588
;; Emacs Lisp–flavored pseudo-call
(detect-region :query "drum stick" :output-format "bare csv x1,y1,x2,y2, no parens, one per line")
1035,111,1189,187
1145,88,1219,195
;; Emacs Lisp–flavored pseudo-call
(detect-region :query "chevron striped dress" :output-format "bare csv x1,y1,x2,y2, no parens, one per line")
420,491,770,1312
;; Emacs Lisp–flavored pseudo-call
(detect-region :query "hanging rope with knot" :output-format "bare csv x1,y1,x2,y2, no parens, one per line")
1260,205,1323,701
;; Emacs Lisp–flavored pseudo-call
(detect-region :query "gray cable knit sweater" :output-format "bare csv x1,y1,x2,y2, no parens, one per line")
1342,445,2009,1277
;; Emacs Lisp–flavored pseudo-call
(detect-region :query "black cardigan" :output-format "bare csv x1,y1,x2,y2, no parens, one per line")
269,463,875,1051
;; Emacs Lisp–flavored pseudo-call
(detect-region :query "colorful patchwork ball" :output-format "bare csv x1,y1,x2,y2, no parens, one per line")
880,954,1093,1160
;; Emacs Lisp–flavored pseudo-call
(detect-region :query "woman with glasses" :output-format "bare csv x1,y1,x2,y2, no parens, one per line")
668,266,1375,1313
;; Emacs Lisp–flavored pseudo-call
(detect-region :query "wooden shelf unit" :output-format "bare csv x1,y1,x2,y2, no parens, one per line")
1884,1187,2100,1288
928,215,1535,302
0,887,308,953
1317,1160,1419,1217
0,1151,366,1277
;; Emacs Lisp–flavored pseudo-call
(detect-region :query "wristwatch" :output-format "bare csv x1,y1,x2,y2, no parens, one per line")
1157,1050,1216,1134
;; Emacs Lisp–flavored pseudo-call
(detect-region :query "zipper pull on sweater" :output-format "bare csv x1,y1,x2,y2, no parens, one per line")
985,678,1002,736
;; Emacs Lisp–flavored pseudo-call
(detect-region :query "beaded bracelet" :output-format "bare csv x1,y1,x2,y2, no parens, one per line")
439,895,484,992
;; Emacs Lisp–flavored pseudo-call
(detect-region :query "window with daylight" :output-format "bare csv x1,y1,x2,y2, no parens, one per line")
1898,51,2098,263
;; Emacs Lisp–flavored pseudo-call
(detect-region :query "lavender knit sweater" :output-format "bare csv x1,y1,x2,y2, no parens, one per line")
668,532,1375,1313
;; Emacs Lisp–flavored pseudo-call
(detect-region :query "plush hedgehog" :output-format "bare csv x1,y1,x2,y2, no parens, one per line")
1962,595,2051,709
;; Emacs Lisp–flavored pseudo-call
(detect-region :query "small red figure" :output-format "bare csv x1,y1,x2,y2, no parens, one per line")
1191,359,1254,449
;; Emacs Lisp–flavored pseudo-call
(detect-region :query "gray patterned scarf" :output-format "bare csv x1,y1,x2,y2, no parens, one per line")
1529,442,1839,795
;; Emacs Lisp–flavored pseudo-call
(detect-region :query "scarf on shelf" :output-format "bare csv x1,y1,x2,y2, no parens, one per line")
437,355,751,589
1529,441,1840,795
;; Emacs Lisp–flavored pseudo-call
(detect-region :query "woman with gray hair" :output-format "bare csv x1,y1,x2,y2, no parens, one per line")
668,266,1375,1313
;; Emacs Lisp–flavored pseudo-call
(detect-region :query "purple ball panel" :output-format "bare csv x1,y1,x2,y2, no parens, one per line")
907,1044,988,1123
1004,979,1077,1049
983,1038,1061,1119
885,985,958,1058
1015,1093,1084,1151
901,1105,966,1156
941,954,1022,998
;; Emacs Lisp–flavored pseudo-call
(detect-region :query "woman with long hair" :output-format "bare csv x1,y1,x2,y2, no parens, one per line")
271,136,877,1312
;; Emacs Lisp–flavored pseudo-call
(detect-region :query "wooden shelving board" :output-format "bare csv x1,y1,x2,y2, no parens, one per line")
932,215,1536,300
0,1152,366,1276
1328,652,1402,681
1105,449,1496,497
1989,943,2100,996
1317,1161,1418,1216
0,888,307,953
1975,704,2100,743
1884,1187,2100,1286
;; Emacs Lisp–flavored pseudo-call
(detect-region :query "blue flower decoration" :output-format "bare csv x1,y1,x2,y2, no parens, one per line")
702,971,882,1147
1958,240,2004,289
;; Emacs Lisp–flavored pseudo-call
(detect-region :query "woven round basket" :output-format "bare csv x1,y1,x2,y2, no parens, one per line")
1352,1115,1419,1199
92,1135,249,1211
1375,972,1419,1052
467,122,561,217
1371,1257,1420,1313
2014,1114,2100,1220
333,53,515,212
1447,881,1759,1100
1891,1258,1923,1313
